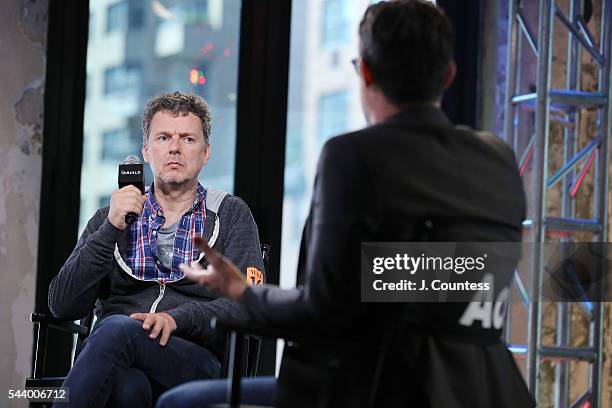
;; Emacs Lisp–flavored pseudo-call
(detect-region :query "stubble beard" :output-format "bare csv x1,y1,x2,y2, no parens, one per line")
156,173,194,189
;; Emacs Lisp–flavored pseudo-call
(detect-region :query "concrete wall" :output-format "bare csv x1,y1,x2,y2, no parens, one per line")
0,0,47,405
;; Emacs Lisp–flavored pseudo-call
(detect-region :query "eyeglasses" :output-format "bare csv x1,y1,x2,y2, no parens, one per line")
351,58,359,74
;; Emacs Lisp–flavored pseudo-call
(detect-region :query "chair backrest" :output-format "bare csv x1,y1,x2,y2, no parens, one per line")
74,310,96,359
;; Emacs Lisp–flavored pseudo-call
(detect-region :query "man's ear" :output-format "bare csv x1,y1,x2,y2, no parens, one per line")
141,143,149,163
443,60,457,91
203,143,211,165
361,59,374,87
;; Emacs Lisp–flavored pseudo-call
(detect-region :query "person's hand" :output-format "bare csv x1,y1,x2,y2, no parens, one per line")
130,312,177,346
108,185,147,230
180,237,247,302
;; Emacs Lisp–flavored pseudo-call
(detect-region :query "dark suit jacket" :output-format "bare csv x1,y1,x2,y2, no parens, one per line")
243,106,534,407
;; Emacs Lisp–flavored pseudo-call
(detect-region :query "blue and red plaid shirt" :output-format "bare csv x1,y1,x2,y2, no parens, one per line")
124,183,207,282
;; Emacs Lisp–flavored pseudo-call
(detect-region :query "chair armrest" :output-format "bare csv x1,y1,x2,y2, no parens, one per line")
30,313,89,336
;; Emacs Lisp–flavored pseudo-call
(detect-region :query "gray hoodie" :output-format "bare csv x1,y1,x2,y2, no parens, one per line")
48,188,263,360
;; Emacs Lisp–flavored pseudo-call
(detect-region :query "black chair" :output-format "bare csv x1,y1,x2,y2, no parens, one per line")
210,318,293,408
209,318,336,408
26,244,270,406
26,313,92,389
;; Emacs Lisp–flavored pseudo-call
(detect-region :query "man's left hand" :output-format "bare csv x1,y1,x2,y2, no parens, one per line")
130,312,177,346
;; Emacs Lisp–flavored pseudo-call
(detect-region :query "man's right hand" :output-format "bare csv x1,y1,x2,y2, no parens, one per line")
108,185,147,230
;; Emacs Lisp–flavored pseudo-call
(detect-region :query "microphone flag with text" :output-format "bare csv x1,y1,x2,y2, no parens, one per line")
118,154,144,225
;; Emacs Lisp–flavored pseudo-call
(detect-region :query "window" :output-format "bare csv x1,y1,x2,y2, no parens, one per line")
106,1,127,33
101,128,140,162
317,91,349,145
321,0,350,49
128,1,144,30
81,0,241,232
106,0,144,33
103,64,142,96
281,1,367,287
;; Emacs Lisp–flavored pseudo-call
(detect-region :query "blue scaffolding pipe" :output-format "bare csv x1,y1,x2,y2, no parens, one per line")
547,136,600,188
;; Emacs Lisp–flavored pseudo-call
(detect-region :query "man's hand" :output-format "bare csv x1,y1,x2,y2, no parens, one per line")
179,237,247,301
130,312,177,346
108,185,147,230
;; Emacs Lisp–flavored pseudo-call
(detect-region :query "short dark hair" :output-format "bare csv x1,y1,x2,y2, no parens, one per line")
359,0,454,105
141,91,212,145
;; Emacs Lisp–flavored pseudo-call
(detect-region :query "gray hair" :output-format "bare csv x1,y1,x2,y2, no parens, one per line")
141,91,212,145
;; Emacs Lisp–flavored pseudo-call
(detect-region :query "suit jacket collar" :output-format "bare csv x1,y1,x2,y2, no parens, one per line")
382,105,453,129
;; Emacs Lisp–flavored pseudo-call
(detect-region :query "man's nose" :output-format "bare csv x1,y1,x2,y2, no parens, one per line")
169,135,181,153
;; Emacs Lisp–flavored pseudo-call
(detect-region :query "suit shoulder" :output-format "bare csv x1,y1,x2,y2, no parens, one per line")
455,125,512,149
454,125,517,162
321,127,374,155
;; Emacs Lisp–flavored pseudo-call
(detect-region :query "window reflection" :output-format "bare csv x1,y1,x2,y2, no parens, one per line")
80,0,241,233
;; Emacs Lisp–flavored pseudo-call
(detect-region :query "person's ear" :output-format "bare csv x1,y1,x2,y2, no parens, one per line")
361,59,374,87
141,142,149,163
443,60,457,90
203,143,211,165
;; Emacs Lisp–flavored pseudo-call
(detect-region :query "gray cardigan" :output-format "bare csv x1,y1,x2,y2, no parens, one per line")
48,188,263,360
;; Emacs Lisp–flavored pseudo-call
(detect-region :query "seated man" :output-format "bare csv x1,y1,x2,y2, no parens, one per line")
159,1,534,407
48,91,263,408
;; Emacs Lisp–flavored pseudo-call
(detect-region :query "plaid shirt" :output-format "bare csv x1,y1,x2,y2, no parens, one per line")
124,183,207,282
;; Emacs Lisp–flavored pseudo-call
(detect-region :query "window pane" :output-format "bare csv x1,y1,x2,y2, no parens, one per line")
128,0,145,30
81,0,241,233
281,1,369,291
101,128,139,161
321,0,350,48
317,91,349,146
103,63,142,95
106,1,127,33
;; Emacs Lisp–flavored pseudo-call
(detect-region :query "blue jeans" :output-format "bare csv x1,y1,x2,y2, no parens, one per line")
156,376,277,407
54,314,221,408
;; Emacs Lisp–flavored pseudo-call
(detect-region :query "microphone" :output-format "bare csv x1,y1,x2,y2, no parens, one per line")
118,155,145,225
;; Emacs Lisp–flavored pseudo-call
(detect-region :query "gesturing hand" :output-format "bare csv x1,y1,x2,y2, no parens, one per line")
130,312,177,346
179,237,247,302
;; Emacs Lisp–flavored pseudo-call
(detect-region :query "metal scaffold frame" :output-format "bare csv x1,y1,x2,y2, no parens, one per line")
503,0,612,406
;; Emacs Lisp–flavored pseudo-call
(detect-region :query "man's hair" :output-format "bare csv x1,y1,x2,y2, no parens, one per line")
141,91,212,145
359,0,455,105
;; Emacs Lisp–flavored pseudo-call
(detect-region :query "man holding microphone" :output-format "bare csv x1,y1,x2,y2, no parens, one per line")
49,91,263,407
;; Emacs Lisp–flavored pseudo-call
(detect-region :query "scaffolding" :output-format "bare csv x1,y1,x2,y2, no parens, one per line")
503,0,611,406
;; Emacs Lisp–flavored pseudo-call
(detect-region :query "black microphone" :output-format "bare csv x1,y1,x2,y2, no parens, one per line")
118,155,145,225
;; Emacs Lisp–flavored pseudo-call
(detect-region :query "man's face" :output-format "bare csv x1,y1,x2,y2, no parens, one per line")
142,110,210,187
